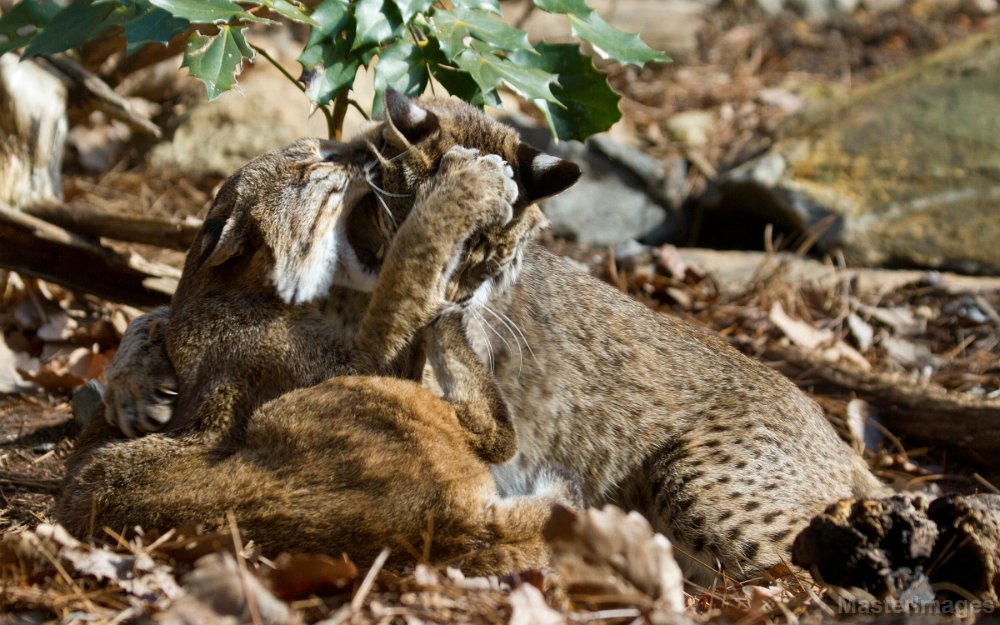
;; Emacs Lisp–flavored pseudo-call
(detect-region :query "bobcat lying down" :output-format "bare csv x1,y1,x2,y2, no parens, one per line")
57,137,582,574
99,90,888,583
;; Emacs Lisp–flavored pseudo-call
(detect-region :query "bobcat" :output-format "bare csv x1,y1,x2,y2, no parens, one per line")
100,90,888,583
57,136,582,574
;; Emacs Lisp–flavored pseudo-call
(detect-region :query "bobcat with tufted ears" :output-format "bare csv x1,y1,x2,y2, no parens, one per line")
95,89,887,583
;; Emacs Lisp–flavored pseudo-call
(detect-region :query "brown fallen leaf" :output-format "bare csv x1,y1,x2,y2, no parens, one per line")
544,505,685,613
0,331,33,393
0,523,182,604
181,552,293,625
769,302,871,370
509,583,566,625
268,552,358,601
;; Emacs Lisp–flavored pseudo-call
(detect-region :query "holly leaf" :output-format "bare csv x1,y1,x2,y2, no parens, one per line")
372,39,429,115
531,0,590,15
0,0,60,55
298,0,369,104
353,0,403,50
531,0,668,66
301,0,350,54
393,0,435,24
510,43,621,140
419,38,498,107
260,0,317,25
181,26,254,100
23,0,121,57
149,0,256,24
432,7,534,60
123,0,189,55
568,12,668,66
464,0,502,13
453,40,557,103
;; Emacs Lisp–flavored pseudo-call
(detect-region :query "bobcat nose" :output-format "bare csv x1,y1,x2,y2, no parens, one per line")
318,139,350,162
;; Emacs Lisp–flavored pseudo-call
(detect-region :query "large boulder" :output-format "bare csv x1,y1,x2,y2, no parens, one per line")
703,32,1000,274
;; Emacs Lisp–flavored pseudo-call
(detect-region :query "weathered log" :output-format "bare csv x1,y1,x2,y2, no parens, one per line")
25,202,200,250
0,205,176,307
0,53,67,208
743,341,1000,468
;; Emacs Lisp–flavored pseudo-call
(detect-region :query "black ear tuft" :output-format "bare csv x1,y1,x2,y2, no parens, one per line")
384,88,439,143
516,143,581,203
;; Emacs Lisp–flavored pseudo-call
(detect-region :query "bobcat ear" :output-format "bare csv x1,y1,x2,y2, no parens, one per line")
516,143,581,203
196,212,246,270
384,88,439,145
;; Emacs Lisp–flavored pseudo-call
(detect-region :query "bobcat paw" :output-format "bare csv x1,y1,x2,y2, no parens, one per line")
103,308,178,438
439,146,516,227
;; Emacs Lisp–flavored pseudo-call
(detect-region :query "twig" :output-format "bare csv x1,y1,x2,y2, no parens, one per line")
250,43,337,138
514,0,536,29
40,55,161,138
348,98,371,120
0,471,61,492
351,547,391,612
228,512,263,625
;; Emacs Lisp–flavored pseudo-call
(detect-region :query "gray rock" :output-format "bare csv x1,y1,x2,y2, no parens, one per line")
504,115,685,246
703,32,1000,274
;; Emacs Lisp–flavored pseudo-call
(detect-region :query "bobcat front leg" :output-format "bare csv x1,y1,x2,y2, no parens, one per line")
352,147,516,373
102,307,179,437
424,313,516,464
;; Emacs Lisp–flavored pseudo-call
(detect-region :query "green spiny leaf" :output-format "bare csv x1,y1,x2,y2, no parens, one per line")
0,0,60,56
181,25,254,100
531,0,591,17
123,0,189,55
372,38,429,115
532,0,668,66
301,0,349,54
419,38,499,107
298,0,367,104
260,0,317,25
568,12,668,66
149,0,255,24
453,40,557,103
23,0,120,57
353,0,403,50
510,42,621,140
392,0,435,25
432,7,534,60
463,0,502,14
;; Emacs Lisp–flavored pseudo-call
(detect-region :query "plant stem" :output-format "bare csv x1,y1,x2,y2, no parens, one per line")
250,42,337,139
347,98,370,121
331,89,349,140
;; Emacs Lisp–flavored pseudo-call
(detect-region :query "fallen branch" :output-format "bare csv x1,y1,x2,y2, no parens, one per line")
0,204,176,307
743,341,1000,467
0,471,61,493
25,203,200,251
40,55,161,139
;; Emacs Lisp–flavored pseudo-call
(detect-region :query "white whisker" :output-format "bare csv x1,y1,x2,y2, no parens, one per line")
487,304,538,368
478,307,515,360
471,311,495,372
482,305,523,376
